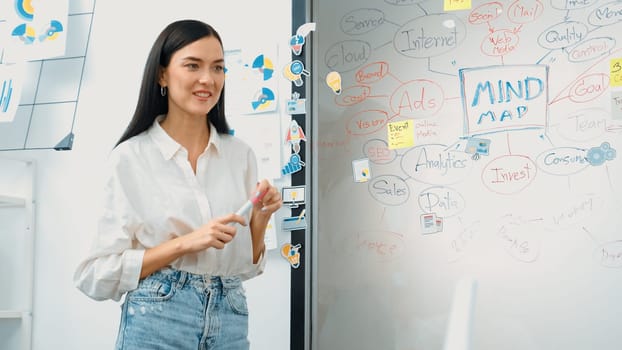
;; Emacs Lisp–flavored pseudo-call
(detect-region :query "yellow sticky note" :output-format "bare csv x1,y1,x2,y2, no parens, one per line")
444,0,472,11
388,120,414,150
610,58,622,87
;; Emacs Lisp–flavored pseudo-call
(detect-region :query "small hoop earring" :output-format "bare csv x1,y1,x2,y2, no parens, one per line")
160,86,167,97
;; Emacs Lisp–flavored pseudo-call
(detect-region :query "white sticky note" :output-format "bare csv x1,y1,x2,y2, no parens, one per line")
421,213,441,234
352,158,371,183
264,216,277,250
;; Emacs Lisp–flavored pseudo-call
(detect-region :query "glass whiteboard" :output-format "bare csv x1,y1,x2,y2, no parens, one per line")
311,0,622,349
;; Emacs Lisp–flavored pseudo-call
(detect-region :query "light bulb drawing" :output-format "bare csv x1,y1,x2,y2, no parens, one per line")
325,71,342,95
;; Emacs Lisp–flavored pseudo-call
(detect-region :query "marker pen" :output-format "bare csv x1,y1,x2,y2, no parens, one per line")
235,190,267,216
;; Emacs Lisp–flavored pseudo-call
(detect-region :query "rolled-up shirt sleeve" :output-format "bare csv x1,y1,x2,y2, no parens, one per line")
73,155,145,302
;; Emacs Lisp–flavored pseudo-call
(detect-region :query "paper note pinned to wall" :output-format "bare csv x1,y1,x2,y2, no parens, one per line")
4,0,69,62
0,63,25,123
225,48,279,115
388,120,414,150
264,216,277,250
610,58,622,87
444,0,472,11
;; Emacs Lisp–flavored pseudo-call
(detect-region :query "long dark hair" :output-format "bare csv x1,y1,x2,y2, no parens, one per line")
115,20,230,147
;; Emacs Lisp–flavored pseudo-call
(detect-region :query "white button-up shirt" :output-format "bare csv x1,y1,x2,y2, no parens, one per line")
74,117,265,301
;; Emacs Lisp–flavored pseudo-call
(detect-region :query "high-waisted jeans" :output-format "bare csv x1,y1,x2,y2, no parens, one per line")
115,268,249,350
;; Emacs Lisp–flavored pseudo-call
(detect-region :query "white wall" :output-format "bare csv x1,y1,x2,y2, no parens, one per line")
1,1,293,349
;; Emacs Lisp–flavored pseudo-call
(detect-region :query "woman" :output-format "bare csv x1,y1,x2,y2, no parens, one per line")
74,19,282,349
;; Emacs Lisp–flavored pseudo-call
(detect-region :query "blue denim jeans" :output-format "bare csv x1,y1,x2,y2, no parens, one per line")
115,268,250,350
